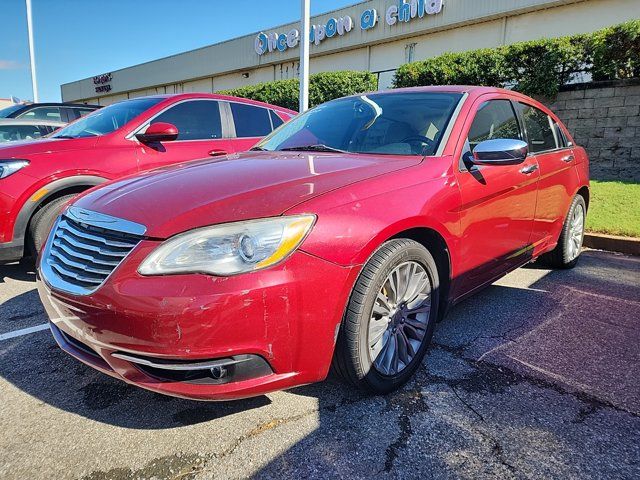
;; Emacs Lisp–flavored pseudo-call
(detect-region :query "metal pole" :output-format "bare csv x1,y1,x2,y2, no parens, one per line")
299,0,310,112
25,0,38,102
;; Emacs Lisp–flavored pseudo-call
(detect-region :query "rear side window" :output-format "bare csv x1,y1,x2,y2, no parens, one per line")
467,100,521,150
0,124,45,142
18,107,62,122
230,103,272,138
270,110,284,129
553,122,568,148
520,104,557,153
152,100,222,140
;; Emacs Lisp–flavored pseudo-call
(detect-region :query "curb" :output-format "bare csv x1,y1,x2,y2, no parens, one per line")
584,232,640,256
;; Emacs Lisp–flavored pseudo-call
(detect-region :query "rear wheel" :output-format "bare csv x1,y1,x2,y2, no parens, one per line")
28,194,76,258
332,239,439,394
539,194,586,269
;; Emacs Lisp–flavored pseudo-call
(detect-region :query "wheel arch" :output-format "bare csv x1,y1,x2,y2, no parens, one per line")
390,227,453,319
14,175,108,250
576,185,590,211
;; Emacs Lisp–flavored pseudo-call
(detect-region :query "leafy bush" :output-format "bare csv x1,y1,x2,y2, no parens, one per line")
220,71,377,111
394,20,640,97
591,20,640,81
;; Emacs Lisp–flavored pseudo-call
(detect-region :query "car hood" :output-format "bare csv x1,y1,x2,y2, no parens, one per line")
73,151,422,238
0,136,97,156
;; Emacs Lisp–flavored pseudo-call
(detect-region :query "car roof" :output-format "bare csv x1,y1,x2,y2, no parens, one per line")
343,85,529,99
15,102,100,109
138,93,298,114
0,118,66,127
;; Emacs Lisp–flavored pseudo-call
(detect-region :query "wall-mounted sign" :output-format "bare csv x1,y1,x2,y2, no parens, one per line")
93,73,112,93
255,0,444,56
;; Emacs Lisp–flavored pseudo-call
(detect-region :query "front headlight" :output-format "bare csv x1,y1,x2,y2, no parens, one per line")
0,160,29,179
138,215,316,276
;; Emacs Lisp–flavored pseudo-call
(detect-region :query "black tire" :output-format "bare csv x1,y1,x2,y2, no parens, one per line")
332,239,440,394
539,194,587,269
28,194,76,258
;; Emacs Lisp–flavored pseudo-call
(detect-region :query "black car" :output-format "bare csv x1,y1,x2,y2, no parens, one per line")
0,102,100,123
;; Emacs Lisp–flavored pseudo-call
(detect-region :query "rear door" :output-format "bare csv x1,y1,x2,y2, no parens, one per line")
517,102,578,253
135,99,236,172
452,95,540,297
225,101,280,151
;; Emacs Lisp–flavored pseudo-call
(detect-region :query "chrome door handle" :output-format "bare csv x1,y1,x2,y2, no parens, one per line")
208,149,228,157
520,164,539,175
562,154,574,163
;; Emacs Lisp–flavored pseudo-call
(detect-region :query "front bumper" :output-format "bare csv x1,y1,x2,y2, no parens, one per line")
37,243,358,401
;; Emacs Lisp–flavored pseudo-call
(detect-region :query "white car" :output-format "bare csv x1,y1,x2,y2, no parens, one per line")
0,118,65,143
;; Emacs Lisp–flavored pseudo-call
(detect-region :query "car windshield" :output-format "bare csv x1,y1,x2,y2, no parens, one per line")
0,105,23,118
51,97,163,139
255,92,462,156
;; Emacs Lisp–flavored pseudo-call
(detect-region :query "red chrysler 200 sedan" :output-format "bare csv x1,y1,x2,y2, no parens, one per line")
37,86,589,400
0,93,295,262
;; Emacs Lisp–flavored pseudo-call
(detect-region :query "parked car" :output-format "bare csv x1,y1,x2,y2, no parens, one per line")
0,118,65,143
37,86,589,401
0,102,100,123
0,93,296,262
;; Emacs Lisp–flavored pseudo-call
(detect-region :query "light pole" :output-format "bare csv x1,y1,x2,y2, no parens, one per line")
299,0,310,112
25,0,39,102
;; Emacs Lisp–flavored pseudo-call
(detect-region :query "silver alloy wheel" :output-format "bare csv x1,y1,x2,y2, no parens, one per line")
568,203,585,261
368,261,431,376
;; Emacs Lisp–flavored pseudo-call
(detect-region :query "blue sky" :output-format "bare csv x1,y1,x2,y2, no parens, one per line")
1,0,359,102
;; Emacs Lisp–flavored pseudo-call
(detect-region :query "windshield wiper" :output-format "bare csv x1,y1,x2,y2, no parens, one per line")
53,135,77,139
280,144,348,153
250,146,267,151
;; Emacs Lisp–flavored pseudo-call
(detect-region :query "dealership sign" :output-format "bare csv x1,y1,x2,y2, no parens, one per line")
93,73,113,93
255,0,444,55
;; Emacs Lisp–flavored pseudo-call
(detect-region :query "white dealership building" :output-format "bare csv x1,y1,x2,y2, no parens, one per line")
62,0,637,106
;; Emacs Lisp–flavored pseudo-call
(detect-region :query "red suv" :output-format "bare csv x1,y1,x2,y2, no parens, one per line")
37,87,589,400
0,94,295,262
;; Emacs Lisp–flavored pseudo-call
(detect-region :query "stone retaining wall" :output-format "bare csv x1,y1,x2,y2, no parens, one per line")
546,79,640,181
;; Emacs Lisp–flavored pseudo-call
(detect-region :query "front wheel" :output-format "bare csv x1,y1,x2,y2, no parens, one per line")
332,239,440,394
28,194,76,259
539,194,586,269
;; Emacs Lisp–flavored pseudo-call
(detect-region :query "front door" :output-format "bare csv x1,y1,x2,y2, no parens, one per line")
135,99,236,172
452,96,540,298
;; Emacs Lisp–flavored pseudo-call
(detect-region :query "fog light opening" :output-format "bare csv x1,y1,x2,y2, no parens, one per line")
210,365,228,379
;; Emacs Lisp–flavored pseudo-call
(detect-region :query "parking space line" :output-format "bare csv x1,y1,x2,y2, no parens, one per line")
0,323,50,341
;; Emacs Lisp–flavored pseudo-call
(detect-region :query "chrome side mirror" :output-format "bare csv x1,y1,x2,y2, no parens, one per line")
471,139,528,166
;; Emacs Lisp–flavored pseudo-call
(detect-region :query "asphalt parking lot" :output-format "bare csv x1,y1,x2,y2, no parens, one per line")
0,249,638,480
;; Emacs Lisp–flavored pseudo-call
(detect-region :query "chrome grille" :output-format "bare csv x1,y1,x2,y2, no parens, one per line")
41,206,146,295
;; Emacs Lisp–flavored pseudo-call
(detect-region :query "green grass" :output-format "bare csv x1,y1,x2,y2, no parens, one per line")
586,180,640,237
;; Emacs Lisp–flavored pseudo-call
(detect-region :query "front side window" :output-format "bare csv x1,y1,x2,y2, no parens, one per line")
231,103,272,138
520,104,557,153
52,97,163,139
467,100,521,150
152,100,222,140
72,108,97,119
19,107,62,122
255,92,462,156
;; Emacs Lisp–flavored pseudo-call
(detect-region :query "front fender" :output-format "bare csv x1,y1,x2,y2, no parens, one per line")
11,175,108,245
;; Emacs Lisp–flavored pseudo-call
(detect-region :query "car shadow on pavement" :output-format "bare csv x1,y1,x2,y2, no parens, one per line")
0,260,36,283
246,251,640,478
0,251,639,477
